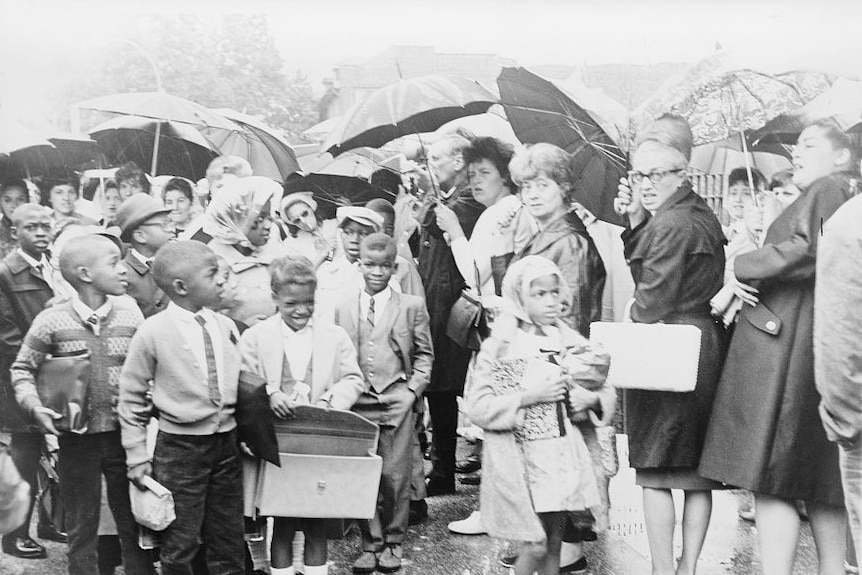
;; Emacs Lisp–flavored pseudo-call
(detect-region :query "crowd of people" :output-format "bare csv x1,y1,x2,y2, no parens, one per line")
0,111,858,575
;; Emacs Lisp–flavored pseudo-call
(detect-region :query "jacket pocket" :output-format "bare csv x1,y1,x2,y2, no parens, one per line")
744,304,782,336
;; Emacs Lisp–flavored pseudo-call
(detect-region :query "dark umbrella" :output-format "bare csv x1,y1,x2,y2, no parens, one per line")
497,67,629,225
322,75,497,156
3,135,104,180
282,173,396,220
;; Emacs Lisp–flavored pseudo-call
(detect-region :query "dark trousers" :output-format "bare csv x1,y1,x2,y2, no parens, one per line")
152,430,244,575
426,392,459,489
58,431,154,575
3,432,43,541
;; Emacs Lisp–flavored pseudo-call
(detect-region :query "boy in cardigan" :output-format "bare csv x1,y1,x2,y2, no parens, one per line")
119,240,244,575
333,234,433,573
10,234,154,575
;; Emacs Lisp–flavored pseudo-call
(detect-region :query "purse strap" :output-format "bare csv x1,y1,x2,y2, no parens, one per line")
473,263,482,298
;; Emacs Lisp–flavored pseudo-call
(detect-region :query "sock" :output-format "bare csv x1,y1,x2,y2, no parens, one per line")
271,567,295,575
303,564,328,575
247,537,270,571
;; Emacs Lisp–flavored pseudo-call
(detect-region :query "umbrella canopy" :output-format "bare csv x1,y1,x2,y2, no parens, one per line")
77,92,237,130
204,108,300,182
89,115,219,180
630,51,836,147
299,147,402,180
8,134,104,179
497,66,629,225
690,142,792,178
282,173,396,220
322,75,497,155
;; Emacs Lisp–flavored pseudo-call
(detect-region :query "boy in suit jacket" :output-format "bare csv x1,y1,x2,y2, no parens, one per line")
119,241,244,575
334,234,433,573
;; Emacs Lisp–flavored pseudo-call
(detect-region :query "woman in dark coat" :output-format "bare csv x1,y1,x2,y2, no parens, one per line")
699,119,855,575
615,116,727,575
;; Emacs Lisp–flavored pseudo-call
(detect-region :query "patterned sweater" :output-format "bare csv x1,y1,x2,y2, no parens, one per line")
10,296,144,434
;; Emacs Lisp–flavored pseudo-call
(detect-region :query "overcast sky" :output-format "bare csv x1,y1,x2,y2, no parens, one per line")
2,0,862,125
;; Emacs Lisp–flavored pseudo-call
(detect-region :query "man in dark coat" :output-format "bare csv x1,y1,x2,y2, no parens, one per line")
415,134,484,495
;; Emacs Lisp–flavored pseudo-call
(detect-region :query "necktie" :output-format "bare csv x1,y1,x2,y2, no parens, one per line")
86,313,100,335
194,315,222,405
145,259,153,270
367,296,375,328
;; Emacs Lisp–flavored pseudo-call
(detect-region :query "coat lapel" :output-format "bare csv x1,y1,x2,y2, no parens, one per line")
260,316,284,388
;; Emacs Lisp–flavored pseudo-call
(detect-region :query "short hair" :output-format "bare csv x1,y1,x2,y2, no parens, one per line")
206,156,253,180
269,255,317,294
58,235,118,285
38,175,80,205
769,169,795,190
509,143,573,191
152,241,216,293
807,118,860,168
365,198,395,218
10,203,51,227
162,177,194,203
728,167,766,190
103,179,119,194
463,137,515,190
115,162,151,194
360,232,397,260
634,114,693,162
1,178,29,197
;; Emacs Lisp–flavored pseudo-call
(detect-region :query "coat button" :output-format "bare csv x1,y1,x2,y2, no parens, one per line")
766,321,776,331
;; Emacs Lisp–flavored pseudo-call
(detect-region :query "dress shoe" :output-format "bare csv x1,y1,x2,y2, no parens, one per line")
459,472,481,485
37,524,68,543
448,511,486,535
455,458,481,474
560,556,588,573
352,550,378,573
425,478,456,497
408,500,428,525
377,544,402,572
2,536,47,559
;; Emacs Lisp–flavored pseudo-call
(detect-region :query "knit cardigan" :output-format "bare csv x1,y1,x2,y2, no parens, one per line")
10,296,144,434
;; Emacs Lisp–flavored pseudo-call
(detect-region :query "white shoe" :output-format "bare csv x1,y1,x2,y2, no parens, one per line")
448,510,486,535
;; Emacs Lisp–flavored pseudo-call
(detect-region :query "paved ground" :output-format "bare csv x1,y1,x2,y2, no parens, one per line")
0,436,822,575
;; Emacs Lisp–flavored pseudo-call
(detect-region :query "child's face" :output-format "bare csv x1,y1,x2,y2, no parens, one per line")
87,243,129,296
50,184,78,217
359,248,396,294
340,220,374,262
274,283,315,332
13,212,52,255
1,187,27,220
523,274,563,326
182,254,225,310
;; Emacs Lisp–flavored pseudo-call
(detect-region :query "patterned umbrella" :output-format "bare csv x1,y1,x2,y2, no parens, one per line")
322,75,497,156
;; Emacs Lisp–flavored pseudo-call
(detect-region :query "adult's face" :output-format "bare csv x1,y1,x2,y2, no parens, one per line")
245,199,273,247
164,190,193,226
772,183,801,209
102,187,122,219
285,202,318,233
724,183,748,221
118,180,143,200
428,142,463,190
792,126,848,190
1,187,27,220
468,159,510,207
50,184,78,217
519,173,568,225
630,141,687,213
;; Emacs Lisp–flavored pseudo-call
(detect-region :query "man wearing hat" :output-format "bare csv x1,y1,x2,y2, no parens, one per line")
115,195,175,318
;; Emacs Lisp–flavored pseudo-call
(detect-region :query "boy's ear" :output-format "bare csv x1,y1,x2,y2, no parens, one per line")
171,278,188,297
77,265,93,285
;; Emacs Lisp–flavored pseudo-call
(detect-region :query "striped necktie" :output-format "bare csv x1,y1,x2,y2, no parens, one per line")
194,315,221,405
367,296,375,328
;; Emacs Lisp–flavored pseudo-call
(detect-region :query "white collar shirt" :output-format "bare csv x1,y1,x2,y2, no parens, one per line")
130,249,152,268
71,296,113,336
277,319,314,394
18,249,56,292
166,302,225,391
359,286,392,327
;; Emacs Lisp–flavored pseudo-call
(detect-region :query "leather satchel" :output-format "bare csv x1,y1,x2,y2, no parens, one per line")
446,265,488,351
36,352,90,433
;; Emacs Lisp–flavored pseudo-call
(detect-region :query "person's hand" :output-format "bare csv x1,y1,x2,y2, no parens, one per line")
394,189,420,237
269,391,295,419
31,406,62,435
732,277,760,306
568,384,600,413
404,162,435,195
521,375,566,407
614,176,647,227
435,205,464,240
239,441,255,458
127,461,152,490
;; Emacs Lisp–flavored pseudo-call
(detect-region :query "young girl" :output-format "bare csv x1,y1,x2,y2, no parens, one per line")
465,256,608,575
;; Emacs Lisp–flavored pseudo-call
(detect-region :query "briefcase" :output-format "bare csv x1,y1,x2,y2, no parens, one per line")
36,353,90,433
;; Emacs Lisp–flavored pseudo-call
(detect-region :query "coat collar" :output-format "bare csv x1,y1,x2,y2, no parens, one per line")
654,181,696,217
521,211,588,255
124,251,150,276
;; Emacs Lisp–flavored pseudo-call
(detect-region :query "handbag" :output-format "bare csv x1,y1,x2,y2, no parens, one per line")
446,265,488,351
36,352,90,433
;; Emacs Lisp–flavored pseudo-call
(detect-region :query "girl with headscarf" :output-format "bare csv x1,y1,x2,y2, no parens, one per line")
202,176,283,328
465,256,608,575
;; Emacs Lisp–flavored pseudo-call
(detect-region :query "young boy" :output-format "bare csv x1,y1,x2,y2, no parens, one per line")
10,234,153,575
365,199,425,298
119,240,245,575
115,194,175,317
333,233,433,574
0,204,62,558
239,255,365,575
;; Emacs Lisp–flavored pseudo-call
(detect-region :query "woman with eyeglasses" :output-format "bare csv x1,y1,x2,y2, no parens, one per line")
201,176,283,328
614,115,727,575
699,119,856,575
279,192,338,269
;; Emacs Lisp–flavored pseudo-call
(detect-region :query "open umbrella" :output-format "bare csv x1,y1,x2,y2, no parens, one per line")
282,173,397,220
322,75,497,156
205,109,300,182
89,115,219,180
0,114,104,179
497,67,629,225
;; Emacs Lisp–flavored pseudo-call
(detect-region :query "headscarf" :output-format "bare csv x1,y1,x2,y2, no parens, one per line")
496,255,572,340
202,176,281,248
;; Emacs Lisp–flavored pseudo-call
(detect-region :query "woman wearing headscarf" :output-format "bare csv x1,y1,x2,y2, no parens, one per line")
279,191,338,268
700,119,857,575
202,176,283,328
614,115,727,575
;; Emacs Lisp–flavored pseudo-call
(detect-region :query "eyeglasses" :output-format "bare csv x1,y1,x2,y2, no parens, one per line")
628,169,684,185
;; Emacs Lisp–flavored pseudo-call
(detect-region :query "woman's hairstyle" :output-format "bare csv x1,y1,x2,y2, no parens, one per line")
270,255,317,293
162,177,194,203
807,118,860,168
769,169,795,190
509,143,573,192
115,162,151,194
38,175,80,205
103,179,119,193
206,155,253,179
728,167,766,190
634,114,693,162
463,137,516,190
0,178,28,196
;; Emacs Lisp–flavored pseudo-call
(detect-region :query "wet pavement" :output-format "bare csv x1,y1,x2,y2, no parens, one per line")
0,436,821,575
